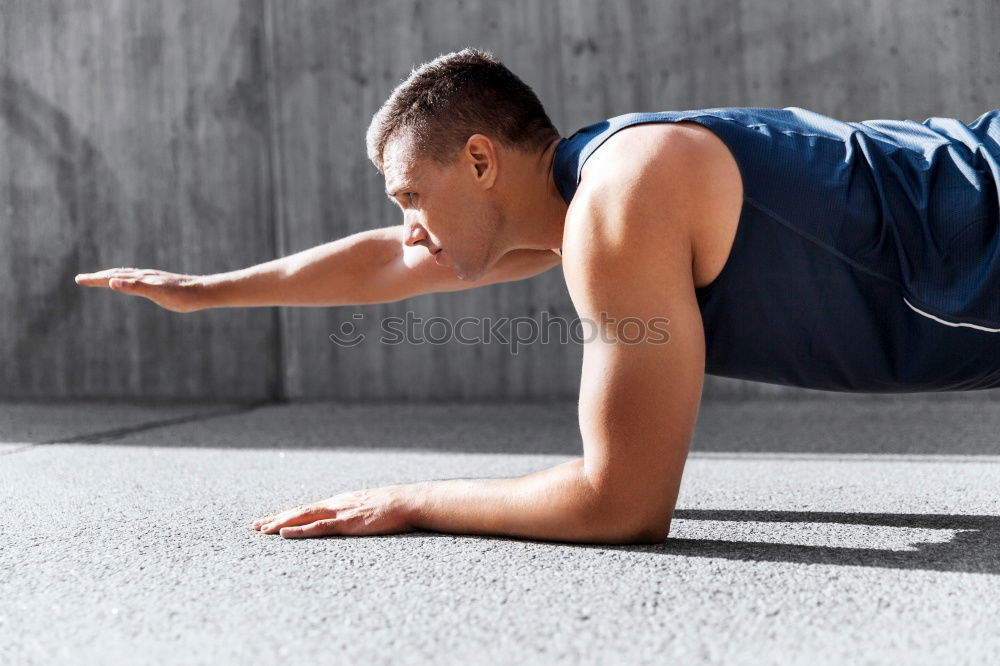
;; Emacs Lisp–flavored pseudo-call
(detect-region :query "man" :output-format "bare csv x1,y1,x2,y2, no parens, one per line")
75,48,1000,544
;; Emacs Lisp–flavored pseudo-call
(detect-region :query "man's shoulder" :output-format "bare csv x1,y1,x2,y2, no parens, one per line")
578,120,735,201
560,127,702,313
563,122,716,264
563,119,742,279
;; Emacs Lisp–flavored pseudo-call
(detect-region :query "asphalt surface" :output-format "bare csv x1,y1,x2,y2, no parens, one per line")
3,395,999,665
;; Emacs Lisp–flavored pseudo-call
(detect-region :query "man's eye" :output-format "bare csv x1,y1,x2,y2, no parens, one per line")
406,193,417,205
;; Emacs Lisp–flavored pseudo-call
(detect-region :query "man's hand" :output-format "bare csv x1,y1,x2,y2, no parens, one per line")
74,268,205,313
252,485,414,539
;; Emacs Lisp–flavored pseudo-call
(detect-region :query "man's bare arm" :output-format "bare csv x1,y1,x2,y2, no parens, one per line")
255,131,714,544
74,224,561,311
402,141,708,543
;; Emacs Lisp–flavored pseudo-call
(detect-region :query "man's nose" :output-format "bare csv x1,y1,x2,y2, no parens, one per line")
405,223,428,248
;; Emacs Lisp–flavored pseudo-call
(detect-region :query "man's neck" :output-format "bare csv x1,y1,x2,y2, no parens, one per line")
497,137,568,253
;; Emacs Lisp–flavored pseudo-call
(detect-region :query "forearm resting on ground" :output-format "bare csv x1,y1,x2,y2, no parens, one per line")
405,457,668,544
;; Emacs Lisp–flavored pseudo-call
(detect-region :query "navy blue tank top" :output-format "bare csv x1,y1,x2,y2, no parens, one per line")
551,107,1000,392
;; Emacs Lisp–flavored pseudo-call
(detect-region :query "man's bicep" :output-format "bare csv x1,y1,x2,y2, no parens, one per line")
384,236,561,299
427,247,562,293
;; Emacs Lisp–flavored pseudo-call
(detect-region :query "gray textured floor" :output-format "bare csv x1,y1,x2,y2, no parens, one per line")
3,396,999,665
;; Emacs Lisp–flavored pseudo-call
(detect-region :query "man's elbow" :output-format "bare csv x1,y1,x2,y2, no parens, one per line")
631,519,671,544
571,462,675,544
616,514,671,544
591,505,672,544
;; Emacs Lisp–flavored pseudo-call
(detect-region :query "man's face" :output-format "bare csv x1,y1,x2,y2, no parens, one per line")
382,133,502,281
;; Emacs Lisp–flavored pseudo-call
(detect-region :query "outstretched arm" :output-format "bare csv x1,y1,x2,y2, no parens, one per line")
74,224,561,311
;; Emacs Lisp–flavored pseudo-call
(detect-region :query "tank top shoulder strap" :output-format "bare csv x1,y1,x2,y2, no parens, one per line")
551,110,735,205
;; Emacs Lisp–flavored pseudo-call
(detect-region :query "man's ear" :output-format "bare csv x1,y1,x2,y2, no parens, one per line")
464,134,498,188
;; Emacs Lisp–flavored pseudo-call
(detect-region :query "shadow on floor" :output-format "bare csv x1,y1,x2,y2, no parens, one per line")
400,510,1000,574
653,510,1000,574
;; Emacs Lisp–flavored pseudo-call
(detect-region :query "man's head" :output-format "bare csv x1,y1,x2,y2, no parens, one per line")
367,48,560,280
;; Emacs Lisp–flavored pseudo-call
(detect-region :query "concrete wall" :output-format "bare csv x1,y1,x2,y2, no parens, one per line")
2,0,997,401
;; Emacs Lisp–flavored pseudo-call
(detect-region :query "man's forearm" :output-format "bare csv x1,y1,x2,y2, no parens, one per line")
197,228,400,308
402,458,666,544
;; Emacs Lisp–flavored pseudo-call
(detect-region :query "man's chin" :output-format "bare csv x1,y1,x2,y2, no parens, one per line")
455,266,487,282
450,258,489,282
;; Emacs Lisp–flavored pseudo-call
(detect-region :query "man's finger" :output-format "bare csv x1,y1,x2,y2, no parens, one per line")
253,507,305,529
280,519,340,539
75,270,140,287
259,506,332,533
252,515,277,530
263,509,303,528
110,277,161,290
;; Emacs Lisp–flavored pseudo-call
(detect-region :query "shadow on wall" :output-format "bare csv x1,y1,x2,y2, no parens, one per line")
0,71,110,371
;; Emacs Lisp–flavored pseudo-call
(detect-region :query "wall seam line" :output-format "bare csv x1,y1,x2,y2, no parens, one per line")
262,0,287,403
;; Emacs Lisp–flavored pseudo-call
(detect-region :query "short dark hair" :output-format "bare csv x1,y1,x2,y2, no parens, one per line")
366,48,559,173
